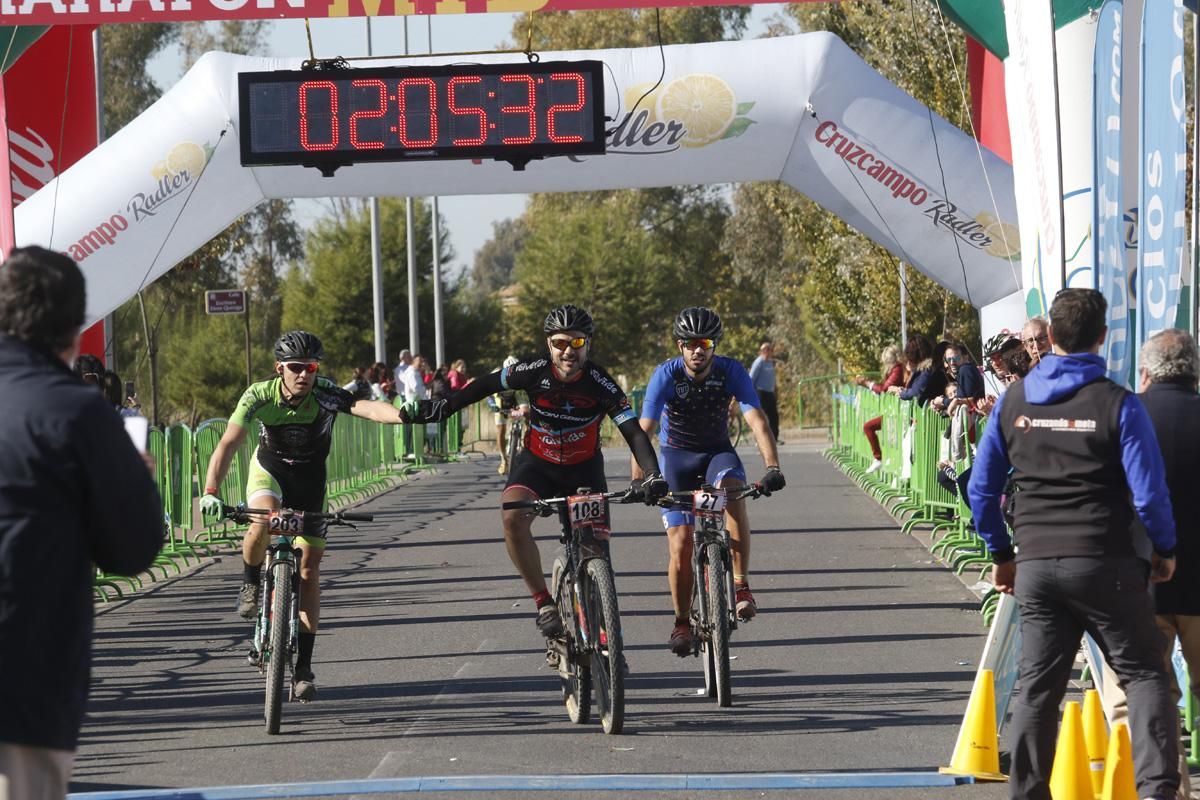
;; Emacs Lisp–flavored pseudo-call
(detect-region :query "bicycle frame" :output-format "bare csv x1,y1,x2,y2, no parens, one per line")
690,500,737,643
249,534,301,673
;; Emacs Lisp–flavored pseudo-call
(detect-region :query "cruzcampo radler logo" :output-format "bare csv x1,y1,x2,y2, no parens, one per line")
608,74,755,154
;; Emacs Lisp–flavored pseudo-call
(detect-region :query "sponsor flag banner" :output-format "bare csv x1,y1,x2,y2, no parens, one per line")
3,25,103,353
14,36,1018,326
1093,0,1130,385
2,0,816,26
0,75,12,255
1138,0,1186,344
1002,0,1066,318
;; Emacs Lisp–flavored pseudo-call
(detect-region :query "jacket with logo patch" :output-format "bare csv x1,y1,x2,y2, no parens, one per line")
967,353,1175,562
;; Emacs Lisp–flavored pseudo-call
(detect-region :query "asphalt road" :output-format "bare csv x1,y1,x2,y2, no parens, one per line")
71,444,1010,800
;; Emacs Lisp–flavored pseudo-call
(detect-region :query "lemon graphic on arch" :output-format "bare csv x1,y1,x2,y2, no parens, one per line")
166,142,207,178
976,212,1021,260
657,74,737,148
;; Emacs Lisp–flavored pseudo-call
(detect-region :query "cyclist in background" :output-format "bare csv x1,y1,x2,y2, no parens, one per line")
488,355,526,475
403,305,668,639
199,331,408,701
634,308,786,656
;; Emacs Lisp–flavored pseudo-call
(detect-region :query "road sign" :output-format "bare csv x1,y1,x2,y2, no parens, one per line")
206,290,246,315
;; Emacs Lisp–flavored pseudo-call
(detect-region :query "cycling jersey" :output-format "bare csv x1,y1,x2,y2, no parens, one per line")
641,355,760,451
447,358,637,466
229,376,357,474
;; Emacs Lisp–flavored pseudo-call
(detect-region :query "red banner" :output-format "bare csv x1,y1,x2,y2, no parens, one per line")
0,0,817,27
3,25,105,357
0,78,13,257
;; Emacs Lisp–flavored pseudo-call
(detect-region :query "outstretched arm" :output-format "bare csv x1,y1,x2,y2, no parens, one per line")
350,398,406,424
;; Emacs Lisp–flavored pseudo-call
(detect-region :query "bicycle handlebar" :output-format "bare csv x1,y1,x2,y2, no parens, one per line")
501,487,641,516
658,483,769,508
221,504,374,526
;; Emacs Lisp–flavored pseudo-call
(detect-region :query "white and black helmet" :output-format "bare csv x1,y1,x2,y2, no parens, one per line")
673,307,723,342
274,330,325,362
543,304,594,336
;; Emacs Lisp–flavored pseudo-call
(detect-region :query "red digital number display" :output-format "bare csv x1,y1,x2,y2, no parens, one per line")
239,60,605,173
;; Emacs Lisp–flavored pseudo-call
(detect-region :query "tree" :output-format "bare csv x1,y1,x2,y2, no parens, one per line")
718,2,982,389
469,217,528,300
98,24,178,135
281,198,503,380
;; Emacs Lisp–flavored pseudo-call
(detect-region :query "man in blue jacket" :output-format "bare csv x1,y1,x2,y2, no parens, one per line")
967,289,1179,800
0,247,163,799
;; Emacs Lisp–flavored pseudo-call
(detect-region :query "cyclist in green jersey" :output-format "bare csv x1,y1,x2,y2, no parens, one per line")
199,331,407,701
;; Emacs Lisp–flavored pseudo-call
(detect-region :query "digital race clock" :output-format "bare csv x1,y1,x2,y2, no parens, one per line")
238,60,606,173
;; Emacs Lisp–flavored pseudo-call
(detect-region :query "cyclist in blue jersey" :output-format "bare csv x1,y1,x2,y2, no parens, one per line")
633,308,786,655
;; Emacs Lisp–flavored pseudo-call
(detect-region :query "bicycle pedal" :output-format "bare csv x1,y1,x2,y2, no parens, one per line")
246,648,261,667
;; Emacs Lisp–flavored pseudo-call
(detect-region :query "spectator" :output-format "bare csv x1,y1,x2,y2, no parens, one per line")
855,344,905,474
393,348,413,386
1000,344,1032,382
402,355,429,403
74,352,104,387
1110,328,1200,800
1021,316,1051,366
749,341,783,444
367,362,391,401
889,334,943,406
101,371,141,418
429,364,452,401
932,341,985,414
0,246,162,800
977,333,1023,416
342,366,373,400
967,288,1179,800
449,359,470,392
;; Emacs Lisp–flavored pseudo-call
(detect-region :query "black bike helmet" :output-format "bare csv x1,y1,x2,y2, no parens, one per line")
543,304,595,336
274,330,325,362
673,306,723,342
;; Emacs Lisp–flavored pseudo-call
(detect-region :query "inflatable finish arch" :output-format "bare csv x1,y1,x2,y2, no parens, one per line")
14,33,1019,326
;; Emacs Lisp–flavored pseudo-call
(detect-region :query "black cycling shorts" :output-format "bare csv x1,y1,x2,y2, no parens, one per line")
505,450,608,500
249,452,329,543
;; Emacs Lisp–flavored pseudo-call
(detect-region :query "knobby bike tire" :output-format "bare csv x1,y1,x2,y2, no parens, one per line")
506,418,524,472
585,558,625,734
728,414,744,447
553,558,590,724
705,542,732,707
265,561,292,734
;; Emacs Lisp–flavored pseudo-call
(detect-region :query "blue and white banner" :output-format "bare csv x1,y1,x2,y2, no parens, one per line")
1094,0,1130,385
1138,0,1187,345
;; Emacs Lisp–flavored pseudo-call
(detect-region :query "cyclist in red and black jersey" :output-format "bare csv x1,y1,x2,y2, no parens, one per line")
404,305,668,638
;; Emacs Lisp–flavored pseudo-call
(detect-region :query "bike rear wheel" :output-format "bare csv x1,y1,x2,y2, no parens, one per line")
728,412,744,447
264,561,292,734
584,558,625,734
553,558,591,724
703,542,732,707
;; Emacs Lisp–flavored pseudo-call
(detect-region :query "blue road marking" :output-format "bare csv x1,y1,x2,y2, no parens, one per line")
71,771,975,798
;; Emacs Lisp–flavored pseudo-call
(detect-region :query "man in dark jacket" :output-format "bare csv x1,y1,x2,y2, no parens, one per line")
1139,329,1200,742
0,247,162,799
967,289,1179,800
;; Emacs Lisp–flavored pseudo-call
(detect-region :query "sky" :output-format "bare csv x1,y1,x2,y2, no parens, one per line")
148,5,789,282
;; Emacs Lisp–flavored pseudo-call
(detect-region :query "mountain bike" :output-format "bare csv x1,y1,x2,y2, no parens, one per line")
727,402,744,447
222,504,373,734
658,483,767,708
506,410,526,474
503,486,639,734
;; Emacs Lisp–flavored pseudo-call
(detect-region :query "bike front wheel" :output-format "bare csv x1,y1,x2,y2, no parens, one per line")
506,419,524,473
553,558,591,724
584,558,625,734
264,561,292,734
703,542,732,707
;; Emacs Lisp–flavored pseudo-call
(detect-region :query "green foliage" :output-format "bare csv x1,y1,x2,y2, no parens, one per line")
511,6,750,50
281,198,497,380
98,24,178,134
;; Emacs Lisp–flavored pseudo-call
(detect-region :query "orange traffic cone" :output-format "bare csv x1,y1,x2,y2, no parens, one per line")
940,668,1007,780
1082,688,1109,797
1099,723,1137,800
1050,701,1093,800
